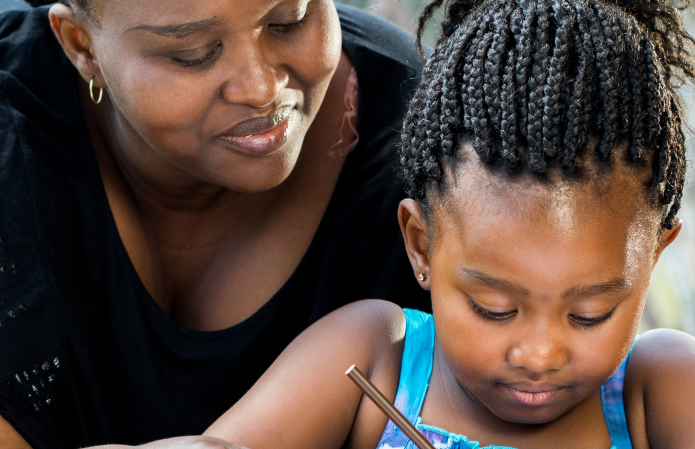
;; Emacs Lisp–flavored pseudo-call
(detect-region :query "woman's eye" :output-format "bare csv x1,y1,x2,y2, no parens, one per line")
469,300,516,322
269,9,309,32
171,42,222,68
570,309,615,327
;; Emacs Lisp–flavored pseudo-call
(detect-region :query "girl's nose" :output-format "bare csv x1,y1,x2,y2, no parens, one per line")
220,41,289,108
507,331,570,373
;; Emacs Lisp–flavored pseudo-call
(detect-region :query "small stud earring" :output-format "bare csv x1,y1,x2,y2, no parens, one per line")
417,273,427,282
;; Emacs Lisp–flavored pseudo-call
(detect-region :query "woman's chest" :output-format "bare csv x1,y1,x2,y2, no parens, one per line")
101,160,343,332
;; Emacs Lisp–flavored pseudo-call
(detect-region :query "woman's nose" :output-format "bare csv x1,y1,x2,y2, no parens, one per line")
219,41,289,108
507,329,570,373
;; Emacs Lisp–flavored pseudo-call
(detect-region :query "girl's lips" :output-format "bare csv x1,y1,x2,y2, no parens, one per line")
502,384,565,406
219,116,291,156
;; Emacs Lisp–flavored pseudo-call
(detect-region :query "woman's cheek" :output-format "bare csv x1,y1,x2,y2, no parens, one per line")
113,57,212,134
284,4,341,106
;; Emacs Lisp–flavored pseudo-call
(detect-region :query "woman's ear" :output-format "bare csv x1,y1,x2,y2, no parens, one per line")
48,4,103,87
653,217,683,266
398,199,432,290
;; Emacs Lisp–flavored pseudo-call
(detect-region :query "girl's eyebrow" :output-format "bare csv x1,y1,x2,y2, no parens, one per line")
459,268,629,298
458,268,531,296
125,18,223,39
561,278,630,299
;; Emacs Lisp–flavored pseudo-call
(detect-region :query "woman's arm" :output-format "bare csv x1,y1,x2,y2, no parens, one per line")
625,328,695,449
204,300,406,449
0,415,31,449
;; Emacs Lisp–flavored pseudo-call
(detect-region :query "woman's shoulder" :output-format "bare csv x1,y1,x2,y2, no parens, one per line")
1,5,67,75
624,329,695,447
336,4,423,74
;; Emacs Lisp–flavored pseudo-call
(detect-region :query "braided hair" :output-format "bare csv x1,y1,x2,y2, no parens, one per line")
402,0,695,230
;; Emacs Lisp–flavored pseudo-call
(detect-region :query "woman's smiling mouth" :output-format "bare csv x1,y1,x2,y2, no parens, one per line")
219,106,293,156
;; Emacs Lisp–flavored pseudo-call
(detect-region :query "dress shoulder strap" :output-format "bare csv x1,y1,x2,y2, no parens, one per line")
600,337,639,449
376,309,436,449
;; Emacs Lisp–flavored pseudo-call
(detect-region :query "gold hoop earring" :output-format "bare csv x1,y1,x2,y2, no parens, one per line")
417,273,427,282
89,76,103,104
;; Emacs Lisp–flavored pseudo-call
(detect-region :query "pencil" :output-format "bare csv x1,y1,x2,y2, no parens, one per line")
345,365,435,449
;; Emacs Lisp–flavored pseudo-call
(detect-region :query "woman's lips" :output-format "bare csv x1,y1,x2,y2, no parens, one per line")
502,383,565,406
219,107,293,156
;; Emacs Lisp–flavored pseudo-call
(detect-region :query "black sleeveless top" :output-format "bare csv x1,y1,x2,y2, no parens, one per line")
0,4,429,448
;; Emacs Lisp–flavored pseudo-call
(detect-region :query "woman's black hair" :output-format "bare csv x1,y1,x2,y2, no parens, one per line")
402,0,695,229
26,0,93,19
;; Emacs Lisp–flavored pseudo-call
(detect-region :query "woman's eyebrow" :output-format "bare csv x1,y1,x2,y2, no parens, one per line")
125,18,223,39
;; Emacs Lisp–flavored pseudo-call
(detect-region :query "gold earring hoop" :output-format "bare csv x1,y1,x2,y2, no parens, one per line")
89,76,103,104
417,273,427,282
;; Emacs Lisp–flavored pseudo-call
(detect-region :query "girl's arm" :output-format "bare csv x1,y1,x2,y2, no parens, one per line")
203,300,407,449
625,329,695,449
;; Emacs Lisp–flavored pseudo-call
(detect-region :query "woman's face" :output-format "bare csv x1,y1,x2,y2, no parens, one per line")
420,153,679,425
83,0,341,192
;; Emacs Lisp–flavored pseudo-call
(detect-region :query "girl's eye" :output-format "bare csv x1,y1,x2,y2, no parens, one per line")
171,42,222,68
570,309,615,327
469,299,517,322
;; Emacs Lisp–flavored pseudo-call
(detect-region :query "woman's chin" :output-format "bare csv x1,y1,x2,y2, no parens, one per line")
216,160,298,193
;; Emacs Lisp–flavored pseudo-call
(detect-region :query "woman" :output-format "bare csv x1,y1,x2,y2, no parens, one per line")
0,0,429,447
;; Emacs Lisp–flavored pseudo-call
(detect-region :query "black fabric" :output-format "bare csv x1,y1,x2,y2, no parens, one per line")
0,5,430,449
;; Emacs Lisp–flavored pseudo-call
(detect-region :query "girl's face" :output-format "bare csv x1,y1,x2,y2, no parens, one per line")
399,149,681,425
54,0,341,192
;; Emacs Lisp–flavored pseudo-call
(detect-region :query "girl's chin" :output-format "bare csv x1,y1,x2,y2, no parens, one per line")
487,399,576,425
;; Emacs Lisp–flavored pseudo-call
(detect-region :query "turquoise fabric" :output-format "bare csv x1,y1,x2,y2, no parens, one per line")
375,309,635,449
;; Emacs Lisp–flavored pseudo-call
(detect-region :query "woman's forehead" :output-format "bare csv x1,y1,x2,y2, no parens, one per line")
96,0,300,30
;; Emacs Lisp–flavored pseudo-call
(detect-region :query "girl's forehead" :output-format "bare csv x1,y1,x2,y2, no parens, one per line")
431,153,660,287
437,143,658,235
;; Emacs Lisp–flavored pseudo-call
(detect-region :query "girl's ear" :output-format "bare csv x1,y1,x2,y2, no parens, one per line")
398,199,431,290
653,217,683,266
48,4,104,87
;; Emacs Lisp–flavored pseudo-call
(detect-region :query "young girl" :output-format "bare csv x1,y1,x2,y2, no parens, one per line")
197,0,695,448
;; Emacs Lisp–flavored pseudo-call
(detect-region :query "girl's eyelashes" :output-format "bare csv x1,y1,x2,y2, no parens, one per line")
469,299,517,322
171,42,222,68
569,308,616,327
468,296,617,327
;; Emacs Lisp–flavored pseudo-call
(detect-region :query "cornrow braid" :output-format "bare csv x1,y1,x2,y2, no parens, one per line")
560,0,593,172
403,0,695,229
541,0,573,161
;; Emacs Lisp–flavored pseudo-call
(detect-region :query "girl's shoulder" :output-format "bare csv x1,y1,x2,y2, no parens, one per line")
624,329,695,448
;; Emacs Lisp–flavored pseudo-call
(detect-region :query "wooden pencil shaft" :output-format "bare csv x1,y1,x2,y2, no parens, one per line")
345,365,435,449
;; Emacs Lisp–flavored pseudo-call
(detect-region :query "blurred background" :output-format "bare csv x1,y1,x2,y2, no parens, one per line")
1,0,693,334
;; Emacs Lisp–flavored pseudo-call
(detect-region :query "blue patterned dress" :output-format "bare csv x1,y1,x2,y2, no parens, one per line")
376,309,636,449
